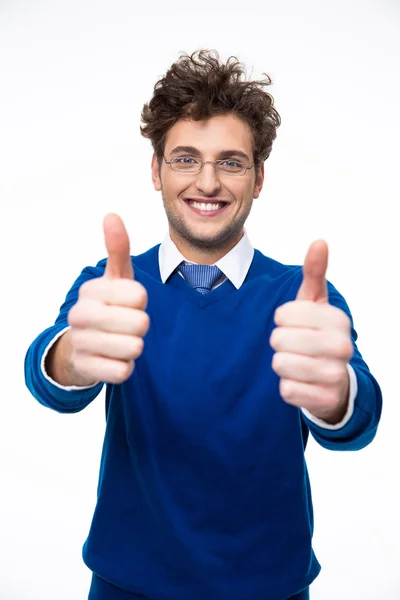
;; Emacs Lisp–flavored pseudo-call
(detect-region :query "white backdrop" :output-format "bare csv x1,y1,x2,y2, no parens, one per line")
0,1,399,598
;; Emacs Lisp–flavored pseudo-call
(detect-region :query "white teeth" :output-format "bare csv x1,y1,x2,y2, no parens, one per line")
189,201,223,211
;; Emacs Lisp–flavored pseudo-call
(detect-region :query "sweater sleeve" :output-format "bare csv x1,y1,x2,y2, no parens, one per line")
24,264,106,414
300,282,382,451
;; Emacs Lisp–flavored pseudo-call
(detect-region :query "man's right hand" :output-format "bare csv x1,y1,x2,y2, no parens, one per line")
48,214,150,386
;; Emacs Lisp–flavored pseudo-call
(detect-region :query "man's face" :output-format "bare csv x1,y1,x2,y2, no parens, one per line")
152,113,264,255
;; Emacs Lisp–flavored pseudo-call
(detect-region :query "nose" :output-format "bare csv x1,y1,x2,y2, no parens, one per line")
195,162,221,196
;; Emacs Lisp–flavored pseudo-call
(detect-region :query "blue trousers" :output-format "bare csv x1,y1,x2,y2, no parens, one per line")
88,574,310,600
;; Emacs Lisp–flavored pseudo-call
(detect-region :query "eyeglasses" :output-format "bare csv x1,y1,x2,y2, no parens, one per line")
164,156,253,176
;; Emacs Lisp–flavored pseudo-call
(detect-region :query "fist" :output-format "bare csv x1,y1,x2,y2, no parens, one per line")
67,214,150,384
270,240,353,424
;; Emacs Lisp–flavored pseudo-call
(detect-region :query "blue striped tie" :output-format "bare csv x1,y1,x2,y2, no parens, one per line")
179,263,223,294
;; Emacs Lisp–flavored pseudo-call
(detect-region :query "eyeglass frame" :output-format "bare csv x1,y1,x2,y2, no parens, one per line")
163,156,254,177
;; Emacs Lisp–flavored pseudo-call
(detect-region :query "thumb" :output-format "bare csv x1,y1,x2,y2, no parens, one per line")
296,240,329,303
103,213,134,280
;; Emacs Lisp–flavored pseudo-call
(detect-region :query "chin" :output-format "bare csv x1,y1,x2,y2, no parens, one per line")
168,211,243,251
186,227,240,252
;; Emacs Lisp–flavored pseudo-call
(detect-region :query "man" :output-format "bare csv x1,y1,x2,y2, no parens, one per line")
25,50,382,600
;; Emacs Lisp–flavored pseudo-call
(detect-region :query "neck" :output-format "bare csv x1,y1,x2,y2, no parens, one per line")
170,230,244,264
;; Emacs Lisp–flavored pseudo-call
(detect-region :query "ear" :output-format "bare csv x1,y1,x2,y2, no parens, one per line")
253,162,264,199
152,154,162,191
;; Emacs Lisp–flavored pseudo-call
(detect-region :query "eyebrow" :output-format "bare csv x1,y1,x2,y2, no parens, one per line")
169,146,251,162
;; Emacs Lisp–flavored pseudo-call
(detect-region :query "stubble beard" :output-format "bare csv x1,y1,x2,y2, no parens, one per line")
161,191,254,256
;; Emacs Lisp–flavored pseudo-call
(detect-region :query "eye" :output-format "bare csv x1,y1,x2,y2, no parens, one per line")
221,159,243,168
218,159,246,173
173,156,199,164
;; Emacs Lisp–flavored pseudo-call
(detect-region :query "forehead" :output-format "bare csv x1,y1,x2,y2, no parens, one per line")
164,113,254,156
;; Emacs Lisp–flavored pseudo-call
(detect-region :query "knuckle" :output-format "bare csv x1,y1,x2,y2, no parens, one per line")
269,328,281,349
327,364,345,385
68,299,97,328
78,278,100,299
279,378,294,400
338,337,353,360
141,311,151,334
342,313,351,330
274,302,292,324
77,281,91,298
133,282,148,307
67,304,78,326
130,336,144,359
272,352,283,372
273,307,283,325
115,360,134,383
68,303,85,327
136,311,150,336
334,307,351,331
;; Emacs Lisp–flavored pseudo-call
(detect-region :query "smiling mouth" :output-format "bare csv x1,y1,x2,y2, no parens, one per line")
184,199,229,215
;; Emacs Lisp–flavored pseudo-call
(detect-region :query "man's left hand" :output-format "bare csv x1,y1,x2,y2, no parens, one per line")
270,240,353,424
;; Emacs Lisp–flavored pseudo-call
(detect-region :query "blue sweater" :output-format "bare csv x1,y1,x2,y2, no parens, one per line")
25,245,382,600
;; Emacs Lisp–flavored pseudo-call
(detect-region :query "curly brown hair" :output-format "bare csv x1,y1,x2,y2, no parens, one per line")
140,50,281,171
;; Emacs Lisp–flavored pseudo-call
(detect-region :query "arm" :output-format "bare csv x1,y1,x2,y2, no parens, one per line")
270,241,382,452
25,215,149,415
301,285,382,451
24,266,105,414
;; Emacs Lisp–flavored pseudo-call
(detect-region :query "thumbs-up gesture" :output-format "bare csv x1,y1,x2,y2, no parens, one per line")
67,214,150,384
270,241,353,424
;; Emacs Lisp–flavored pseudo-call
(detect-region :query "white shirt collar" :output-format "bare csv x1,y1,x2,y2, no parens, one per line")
158,231,254,289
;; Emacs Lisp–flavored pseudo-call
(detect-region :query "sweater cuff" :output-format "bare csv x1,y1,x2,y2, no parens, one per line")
301,363,357,430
